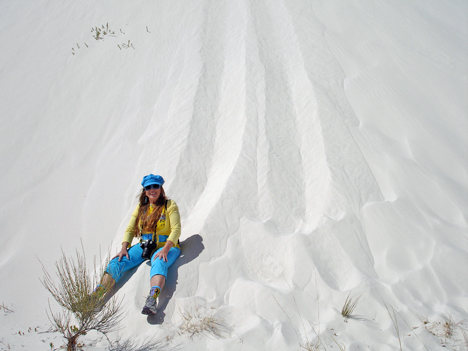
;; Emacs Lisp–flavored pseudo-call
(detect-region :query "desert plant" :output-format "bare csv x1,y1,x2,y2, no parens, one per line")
381,310,428,351
341,293,361,319
106,337,169,351
422,314,467,350
275,295,345,351
91,23,115,41
384,303,402,351
300,335,345,351
121,40,135,49
0,302,13,313
300,338,324,351
176,298,227,339
274,275,345,351
92,27,102,40
41,247,123,351
0,339,11,350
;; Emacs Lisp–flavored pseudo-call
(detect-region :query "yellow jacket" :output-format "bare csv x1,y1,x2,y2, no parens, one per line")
122,199,181,249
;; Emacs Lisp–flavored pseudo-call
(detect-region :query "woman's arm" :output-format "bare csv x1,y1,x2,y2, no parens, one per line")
121,205,140,245
166,200,181,244
153,200,180,262
112,205,140,261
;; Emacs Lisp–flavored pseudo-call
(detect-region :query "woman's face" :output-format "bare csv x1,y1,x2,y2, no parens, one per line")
145,185,161,204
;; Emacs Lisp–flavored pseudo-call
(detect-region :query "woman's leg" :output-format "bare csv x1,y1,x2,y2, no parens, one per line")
150,247,181,288
141,247,181,315
150,247,181,282
105,244,145,285
150,274,166,291
100,272,116,291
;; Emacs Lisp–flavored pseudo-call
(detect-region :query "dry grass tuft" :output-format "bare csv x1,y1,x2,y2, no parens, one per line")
300,339,323,351
274,274,346,351
107,337,170,351
384,303,402,351
422,314,467,350
176,299,228,339
300,335,345,351
341,293,361,319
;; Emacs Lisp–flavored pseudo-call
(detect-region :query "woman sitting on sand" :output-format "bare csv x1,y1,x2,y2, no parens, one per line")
98,174,181,315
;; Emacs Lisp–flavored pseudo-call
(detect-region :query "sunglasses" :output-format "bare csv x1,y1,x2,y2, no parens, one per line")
144,184,161,190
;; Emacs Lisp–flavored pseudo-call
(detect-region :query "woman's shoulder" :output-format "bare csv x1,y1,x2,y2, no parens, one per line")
166,199,178,210
131,203,141,214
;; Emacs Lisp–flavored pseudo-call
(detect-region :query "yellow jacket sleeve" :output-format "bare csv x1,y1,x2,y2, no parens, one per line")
122,205,140,245
166,200,181,245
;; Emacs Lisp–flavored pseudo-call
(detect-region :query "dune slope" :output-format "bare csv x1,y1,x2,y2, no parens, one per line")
0,0,467,350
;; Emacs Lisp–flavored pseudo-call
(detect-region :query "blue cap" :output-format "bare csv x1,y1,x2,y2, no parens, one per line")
141,174,165,188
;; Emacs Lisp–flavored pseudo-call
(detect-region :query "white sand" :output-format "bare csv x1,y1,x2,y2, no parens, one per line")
1,0,467,350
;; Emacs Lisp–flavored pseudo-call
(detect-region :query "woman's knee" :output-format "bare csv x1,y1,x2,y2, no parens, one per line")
106,259,124,282
150,248,181,278
106,247,145,282
150,257,168,277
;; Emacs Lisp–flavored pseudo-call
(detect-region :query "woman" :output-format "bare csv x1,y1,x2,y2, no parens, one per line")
99,174,181,315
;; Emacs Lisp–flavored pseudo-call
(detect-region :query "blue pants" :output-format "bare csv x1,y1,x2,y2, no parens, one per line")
106,242,181,283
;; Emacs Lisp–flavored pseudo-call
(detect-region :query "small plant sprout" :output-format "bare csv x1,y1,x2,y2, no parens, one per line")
1,339,11,350
121,40,135,49
341,292,361,319
92,23,114,40
105,22,115,35
91,27,101,40
1,302,14,313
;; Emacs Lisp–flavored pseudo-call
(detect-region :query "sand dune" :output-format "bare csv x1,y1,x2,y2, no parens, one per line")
0,0,467,350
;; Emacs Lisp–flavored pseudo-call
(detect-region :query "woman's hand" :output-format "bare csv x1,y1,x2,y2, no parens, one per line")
153,249,169,262
153,241,174,262
112,243,130,261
